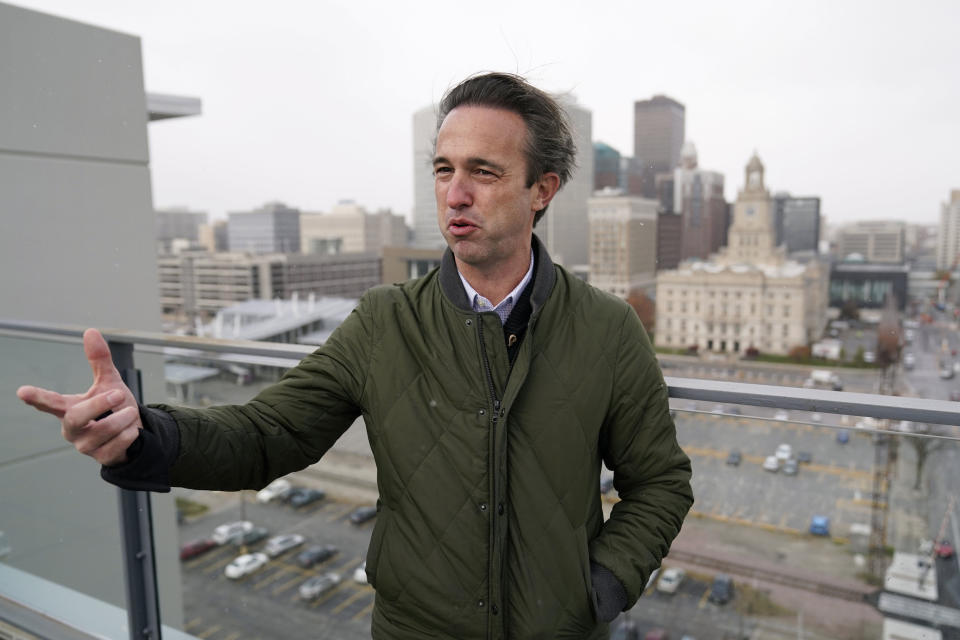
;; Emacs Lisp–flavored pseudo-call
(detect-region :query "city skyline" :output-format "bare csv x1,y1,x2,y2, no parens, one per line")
12,0,959,226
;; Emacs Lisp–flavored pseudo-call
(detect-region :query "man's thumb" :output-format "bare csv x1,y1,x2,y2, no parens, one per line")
83,328,121,383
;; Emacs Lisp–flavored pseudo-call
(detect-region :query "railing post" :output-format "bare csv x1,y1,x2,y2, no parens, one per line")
109,340,162,640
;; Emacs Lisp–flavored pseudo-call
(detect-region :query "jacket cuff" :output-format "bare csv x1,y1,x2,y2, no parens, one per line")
100,406,180,493
590,561,628,623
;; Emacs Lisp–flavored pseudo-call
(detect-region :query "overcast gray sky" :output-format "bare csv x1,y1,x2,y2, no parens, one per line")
13,0,960,225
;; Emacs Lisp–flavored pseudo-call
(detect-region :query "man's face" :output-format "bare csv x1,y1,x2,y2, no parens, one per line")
433,106,543,270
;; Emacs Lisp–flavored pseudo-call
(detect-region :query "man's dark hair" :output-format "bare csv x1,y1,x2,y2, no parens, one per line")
437,72,577,225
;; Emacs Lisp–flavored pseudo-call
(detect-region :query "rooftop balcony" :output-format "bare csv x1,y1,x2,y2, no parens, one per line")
2,319,959,640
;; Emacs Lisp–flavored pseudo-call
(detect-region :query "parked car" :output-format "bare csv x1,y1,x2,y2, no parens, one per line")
708,574,734,604
782,459,798,476
656,567,685,594
299,572,341,601
774,409,789,421
775,443,792,461
288,488,326,508
935,540,955,559
903,353,916,369
224,552,268,579
179,537,217,561
762,455,779,472
256,478,292,503
353,560,368,584
864,350,876,364
296,544,339,568
796,451,813,464
810,515,830,536
211,521,253,545
231,526,269,547
836,429,850,444
725,450,741,466
810,412,823,423
940,367,955,380
264,533,306,558
349,505,378,525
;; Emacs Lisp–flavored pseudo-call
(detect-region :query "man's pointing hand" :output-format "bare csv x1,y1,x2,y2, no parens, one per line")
17,328,142,466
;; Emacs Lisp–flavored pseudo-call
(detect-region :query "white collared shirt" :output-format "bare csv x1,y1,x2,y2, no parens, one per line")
458,250,534,325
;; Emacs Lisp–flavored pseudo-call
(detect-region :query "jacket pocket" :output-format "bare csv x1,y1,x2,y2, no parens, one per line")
365,501,389,591
575,526,599,623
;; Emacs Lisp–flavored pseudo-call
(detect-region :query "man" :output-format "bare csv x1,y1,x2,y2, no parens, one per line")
18,72,693,639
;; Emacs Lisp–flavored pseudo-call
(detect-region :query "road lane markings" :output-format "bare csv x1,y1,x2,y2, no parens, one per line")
202,553,238,575
682,445,872,480
273,567,314,596
309,581,348,608
331,586,373,614
697,586,710,609
253,563,301,590
185,545,232,571
222,633,241,640
184,617,203,631
326,503,357,522
197,624,221,639
351,601,375,622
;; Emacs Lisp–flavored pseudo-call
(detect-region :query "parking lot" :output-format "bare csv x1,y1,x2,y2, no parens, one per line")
178,495,377,640
672,403,877,537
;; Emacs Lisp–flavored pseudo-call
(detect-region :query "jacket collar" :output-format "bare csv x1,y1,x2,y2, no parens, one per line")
439,233,556,314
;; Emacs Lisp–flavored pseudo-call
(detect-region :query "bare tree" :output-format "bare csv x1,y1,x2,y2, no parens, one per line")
627,289,656,335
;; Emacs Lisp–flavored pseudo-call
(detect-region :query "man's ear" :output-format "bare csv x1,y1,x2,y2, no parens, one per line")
531,172,561,213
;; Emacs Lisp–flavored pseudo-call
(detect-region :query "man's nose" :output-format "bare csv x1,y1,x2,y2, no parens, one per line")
445,173,473,210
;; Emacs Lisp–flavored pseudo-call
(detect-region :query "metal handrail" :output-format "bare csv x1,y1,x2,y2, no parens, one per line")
3,317,959,430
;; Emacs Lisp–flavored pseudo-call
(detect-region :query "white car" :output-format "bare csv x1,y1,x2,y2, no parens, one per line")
810,412,823,422
353,560,368,584
256,478,292,503
264,533,305,558
657,567,685,594
299,572,341,601
775,443,792,462
774,410,789,421
762,455,779,472
224,552,268,579
864,350,876,364
211,521,253,545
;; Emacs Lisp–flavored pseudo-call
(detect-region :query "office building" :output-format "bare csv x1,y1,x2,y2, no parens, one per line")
773,194,821,254
158,251,381,324
536,96,593,268
0,3,192,628
197,218,229,252
588,190,658,298
836,220,906,264
381,245,445,284
674,142,728,261
155,207,208,253
657,211,683,271
633,94,685,199
300,201,409,255
829,260,909,310
593,141,621,190
227,201,301,254
655,153,827,355
936,190,960,270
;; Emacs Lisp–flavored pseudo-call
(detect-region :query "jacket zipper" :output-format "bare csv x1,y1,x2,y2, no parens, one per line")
476,314,501,639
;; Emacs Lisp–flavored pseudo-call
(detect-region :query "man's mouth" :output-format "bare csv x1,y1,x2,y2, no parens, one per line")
448,218,479,237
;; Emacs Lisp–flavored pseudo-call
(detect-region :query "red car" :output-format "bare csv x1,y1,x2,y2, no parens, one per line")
180,537,217,560
935,540,955,559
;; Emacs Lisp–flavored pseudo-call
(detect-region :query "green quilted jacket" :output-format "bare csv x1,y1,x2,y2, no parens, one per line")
161,237,693,639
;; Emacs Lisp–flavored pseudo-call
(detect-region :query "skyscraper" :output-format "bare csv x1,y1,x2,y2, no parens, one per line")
937,190,960,270
633,95,685,199
588,191,658,298
773,194,821,254
227,201,301,254
411,104,444,248
673,142,727,261
537,96,593,268
593,141,621,190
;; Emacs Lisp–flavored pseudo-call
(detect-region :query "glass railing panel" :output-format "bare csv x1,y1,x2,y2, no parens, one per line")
144,349,377,640
0,334,139,639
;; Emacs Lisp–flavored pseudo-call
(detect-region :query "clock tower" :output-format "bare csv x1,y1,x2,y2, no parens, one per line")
724,152,779,264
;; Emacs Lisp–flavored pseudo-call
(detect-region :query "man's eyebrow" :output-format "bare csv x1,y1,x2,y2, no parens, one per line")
432,155,507,173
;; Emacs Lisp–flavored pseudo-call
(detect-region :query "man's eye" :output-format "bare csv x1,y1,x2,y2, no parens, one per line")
475,169,496,177
434,167,452,177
